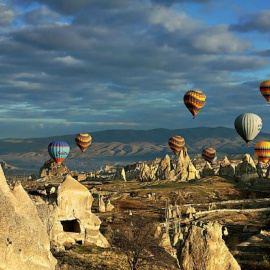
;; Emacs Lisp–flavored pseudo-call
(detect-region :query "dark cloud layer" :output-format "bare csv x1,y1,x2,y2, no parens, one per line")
230,10,270,32
0,0,269,138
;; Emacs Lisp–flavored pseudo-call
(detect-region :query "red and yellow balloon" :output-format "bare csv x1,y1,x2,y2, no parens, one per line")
254,141,270,164
260,80,270,104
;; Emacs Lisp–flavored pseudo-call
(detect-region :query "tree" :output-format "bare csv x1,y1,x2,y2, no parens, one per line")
112,213,177,270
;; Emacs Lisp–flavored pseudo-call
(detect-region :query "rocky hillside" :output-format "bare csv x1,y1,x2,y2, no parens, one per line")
0,127,268,173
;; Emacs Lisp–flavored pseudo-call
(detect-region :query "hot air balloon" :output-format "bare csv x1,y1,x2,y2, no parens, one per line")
48,141,70,164
254,141,270,164
75,133,92,152
202,147,216,163
168,136,185,155
260,80,270,104
183,90,206,119
234,113,262,145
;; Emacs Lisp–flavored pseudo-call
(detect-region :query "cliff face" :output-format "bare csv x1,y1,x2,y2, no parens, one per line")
0,165,57,270
179,222,241,270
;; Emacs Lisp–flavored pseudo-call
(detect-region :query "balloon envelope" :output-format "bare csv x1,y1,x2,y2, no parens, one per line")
254,141,270,164
202,147,216,163
260,80,270,104
183,90,206,119
234,113,262,144
48,141,70,164
168,136,185,155
75,133,92,152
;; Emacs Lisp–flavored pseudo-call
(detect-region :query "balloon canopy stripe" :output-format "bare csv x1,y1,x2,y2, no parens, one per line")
202,147,216,163
254,141,270,163
260,80,270,104
184,90,206,118
168,136,185,155
75,133,92,152
48,141,70,164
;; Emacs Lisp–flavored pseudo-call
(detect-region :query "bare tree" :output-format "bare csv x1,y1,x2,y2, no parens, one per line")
112,213,177,270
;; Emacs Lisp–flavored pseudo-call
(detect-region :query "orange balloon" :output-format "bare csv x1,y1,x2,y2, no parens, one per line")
260,80,270,104
183,90,206,119
75,133,92,152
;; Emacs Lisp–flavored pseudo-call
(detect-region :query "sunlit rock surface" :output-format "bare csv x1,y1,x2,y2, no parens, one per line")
0,165,57,270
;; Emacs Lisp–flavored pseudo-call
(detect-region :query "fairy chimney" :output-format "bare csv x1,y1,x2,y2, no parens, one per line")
50,175,109,250
179,222,240,270
219,156,235,178
0,165,57,270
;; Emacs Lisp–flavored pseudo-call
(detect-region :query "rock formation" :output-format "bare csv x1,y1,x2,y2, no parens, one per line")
113,167,126,181
202,162,215,177
256,161,264,179
47,175,109,251
187,161,200,180
219,156,235,178
174,147,191,181
139,162,158,181
156,154,172,180
179,222,240,270
39,159,70,181
235,154,257,182
98,195,106,213
106,198,115,212
0,165,57,270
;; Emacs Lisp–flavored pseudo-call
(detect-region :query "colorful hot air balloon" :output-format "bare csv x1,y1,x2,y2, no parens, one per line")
168,136,185,155
260,80,270,104
183,90,206,119
234,113,263,145
48,141,70,164
75,133,92,152
202,147,216,163
254,141,270,164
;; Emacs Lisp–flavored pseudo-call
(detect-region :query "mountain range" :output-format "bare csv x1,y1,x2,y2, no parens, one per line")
0,127,268,174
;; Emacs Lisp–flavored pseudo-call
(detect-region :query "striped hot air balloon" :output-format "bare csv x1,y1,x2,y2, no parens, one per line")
260,80,270,104
168,136,185,155
48,141,70,164
202,147,216,163
75,133,92,152
254,141,270,164
234,113,262,145
183,90,206,119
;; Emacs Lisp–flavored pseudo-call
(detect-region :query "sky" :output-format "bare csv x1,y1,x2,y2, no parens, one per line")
1,0,270,139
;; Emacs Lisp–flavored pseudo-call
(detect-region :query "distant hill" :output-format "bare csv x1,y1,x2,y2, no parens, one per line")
0,127,267,173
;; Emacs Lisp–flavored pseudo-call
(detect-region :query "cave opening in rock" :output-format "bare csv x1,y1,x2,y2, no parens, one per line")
61,219,81,233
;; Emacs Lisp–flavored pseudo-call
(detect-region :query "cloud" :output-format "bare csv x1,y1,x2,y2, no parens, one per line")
0,3,15,26
151,0,213,6
11,0,129,15
23,5,61,25
230,10,270,33
0,0,269,138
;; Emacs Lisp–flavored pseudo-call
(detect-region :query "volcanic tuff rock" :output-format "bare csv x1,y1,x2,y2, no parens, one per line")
187,161,200,180
174,147,191,181
219,156,235,178
39,159,70,180
113,167,126,181
0,165,57,270
48,175,109,250
235,154,257,182
201,162,215,177
179,222,241,270
156,154,172,180
114,148,200,182
139,161,159,181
